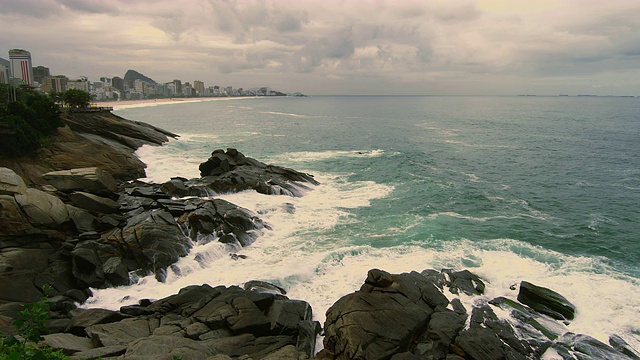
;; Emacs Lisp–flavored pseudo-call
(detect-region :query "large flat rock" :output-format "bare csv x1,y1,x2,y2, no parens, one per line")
43,167,116,193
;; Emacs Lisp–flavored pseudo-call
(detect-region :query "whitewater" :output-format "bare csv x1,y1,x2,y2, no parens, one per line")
85,96,640,352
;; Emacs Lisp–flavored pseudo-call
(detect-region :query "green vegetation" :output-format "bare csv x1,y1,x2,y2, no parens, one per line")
61,89,92,109
0,288,69,360
0,85,65,158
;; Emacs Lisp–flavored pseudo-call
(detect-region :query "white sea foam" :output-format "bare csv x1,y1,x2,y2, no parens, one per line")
85,165,640,353
261,111,314,118
108,136,640,354
267,149,385,164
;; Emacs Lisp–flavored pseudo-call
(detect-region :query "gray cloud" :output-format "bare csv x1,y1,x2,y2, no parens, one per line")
1,0,639,95
0,0,61,18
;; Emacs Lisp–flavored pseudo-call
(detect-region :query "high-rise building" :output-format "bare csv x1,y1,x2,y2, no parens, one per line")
112,76,124,92
172,79,182,95
32,65,50,84
0,57,9,84
42,75,68,93
193,80,205,95
9,49,34,85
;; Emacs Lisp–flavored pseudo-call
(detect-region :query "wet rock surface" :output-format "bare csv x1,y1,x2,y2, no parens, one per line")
197,148,319,197
318,268,637,360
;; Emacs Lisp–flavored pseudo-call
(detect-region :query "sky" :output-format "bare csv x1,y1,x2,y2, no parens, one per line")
1,0,639,95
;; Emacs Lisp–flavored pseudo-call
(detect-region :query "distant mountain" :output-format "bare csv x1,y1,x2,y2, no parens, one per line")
123,70,157,84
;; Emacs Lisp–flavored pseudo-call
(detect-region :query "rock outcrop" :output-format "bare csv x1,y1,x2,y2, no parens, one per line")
0,111,177,185
36,283,319,359
196,148,319,197
318,269,637,360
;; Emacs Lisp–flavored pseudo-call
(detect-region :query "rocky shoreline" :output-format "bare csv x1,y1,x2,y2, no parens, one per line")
0,113,638,359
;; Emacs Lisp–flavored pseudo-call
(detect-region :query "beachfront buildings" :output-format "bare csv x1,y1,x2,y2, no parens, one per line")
3,48,293,101
9,49,34,86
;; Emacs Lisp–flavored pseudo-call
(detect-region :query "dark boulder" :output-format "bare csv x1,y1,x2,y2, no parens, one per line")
198,148,319,197
178,198,267,247
552,332,636,360
321,269,446,360
517,281,576,321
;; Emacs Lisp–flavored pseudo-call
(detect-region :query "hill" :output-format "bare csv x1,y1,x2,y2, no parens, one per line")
123,69,157,84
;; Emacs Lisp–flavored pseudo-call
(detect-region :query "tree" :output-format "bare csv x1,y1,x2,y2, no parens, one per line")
0,86,63,157
63,89,92,108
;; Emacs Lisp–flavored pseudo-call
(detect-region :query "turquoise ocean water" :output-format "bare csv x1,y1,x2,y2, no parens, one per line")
88,96,640,350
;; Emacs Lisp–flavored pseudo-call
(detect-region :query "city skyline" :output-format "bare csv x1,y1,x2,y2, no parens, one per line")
1,1,639,95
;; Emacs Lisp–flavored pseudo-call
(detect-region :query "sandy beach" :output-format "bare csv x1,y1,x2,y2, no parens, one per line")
97,96,259,110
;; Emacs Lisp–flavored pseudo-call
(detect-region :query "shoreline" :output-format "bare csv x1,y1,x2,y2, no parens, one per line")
97,96,260,110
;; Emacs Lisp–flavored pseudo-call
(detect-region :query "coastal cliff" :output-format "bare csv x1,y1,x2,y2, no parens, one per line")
0,111,177,185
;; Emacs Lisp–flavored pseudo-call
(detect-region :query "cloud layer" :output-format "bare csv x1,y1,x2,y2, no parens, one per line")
1,0,639,95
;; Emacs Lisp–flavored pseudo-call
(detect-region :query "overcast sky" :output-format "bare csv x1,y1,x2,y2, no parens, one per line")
1,0,639,95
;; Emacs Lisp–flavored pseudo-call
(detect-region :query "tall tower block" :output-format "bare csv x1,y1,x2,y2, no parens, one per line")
9,49,34,85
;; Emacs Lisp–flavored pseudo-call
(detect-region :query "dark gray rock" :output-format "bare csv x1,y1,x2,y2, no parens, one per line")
322,269,444,360
42,333,94,355
244,280,287,295
68,191,120,214
267,299,312,335
609,335,640,359
490,296,566,341
518,281,576,321
42,167,116,194
67,308,127,336
178,198,267,247
198,148,319,197
122,335,211,359
455,305,529,360
69,344,127,360
552,332,635,360
413,309,467,359
442,269,486,295
86,317,154,347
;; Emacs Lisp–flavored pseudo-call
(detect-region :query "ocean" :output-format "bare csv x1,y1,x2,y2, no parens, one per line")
86,95,640,351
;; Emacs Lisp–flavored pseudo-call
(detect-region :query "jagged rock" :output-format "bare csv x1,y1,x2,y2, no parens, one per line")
262,344,310,360
67,308,127,336
226,297,272,335
178,198,267,247
86,317,155,347
71,241,115,288
442,269,486,295
66,205,99,233
42,333,94,355
244,280,287,295
321,269,447,360
489,296,566,341
413,309,467,359
82,208,192,286
14,188,69,227
102,257,130,286
518,281,576,321
609,335,640,359
68,191,120,214
0,247,53,302
69,344,127,360
551,332,635,360
198,148,319,197
42,167,116,194
267,300,312,335
123,335,212,359
0,167,27,195
0,195,37,236
455,305,539,360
